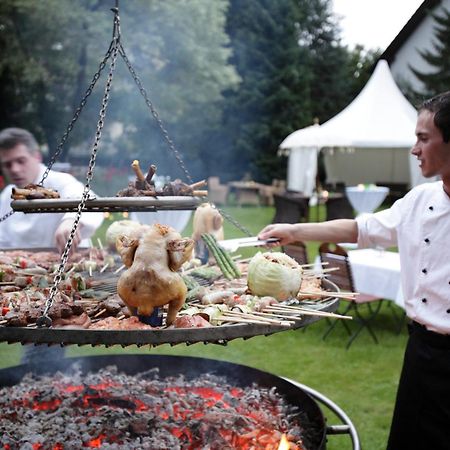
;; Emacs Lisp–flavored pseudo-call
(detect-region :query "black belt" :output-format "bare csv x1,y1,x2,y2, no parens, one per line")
409,321,450,348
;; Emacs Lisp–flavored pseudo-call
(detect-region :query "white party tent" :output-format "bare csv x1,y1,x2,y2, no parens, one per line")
280,60,427,196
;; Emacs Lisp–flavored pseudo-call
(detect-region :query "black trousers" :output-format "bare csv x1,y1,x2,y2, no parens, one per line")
387,322,450,450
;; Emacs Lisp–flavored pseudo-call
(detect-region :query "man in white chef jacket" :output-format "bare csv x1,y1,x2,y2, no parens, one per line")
0,127,103,251
259,91,450,450
0,127,104,365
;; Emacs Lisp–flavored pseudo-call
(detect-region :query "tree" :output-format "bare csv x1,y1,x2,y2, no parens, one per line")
217,0,312,183
114,0,240,177
345,45,381,97
410,8,450,98
0,0,108,152
0,0,239,182
218,0,373,183
296,0,352,123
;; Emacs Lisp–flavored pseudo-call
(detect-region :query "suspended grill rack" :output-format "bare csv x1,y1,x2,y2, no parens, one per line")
0,246,340,347
11,196,202,214
0,282,339,347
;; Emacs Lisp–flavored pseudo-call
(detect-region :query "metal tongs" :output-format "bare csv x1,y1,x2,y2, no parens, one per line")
217,237,280,253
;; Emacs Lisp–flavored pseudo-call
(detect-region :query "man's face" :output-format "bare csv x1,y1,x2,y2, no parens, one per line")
412,109,450,179
0,143,41,188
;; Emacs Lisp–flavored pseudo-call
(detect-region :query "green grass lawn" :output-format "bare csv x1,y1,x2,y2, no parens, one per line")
0,204,407,450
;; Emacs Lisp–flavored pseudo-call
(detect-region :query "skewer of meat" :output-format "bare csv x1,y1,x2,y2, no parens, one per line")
11,184,60,200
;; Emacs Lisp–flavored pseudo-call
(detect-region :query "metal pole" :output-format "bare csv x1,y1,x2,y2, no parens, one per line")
283,377,361,450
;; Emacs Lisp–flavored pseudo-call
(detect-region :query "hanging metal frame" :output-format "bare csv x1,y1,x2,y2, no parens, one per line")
10,3,199,327
1,1,254,333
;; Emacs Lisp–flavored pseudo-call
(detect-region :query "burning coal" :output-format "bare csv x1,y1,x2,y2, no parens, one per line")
0,364,310,449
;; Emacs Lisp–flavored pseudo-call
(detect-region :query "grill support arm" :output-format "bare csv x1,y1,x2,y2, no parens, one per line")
283,378,361,450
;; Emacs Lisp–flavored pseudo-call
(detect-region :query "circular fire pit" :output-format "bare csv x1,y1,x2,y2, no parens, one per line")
0,355,360,450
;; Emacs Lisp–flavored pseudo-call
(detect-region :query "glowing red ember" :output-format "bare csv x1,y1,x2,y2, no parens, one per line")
0,366,309,449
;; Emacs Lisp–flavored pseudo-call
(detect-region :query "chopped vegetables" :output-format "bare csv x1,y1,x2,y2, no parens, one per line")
181,275,201,291
188,266,221,281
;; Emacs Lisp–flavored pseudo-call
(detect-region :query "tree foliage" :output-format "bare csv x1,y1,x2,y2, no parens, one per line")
213,0,312,183
0,0,239,181
109,0,240,180
345,45,381,95
410,8,450,99
297,0,351,122
0,0,109,151
0,0,378,185
217,0,377,183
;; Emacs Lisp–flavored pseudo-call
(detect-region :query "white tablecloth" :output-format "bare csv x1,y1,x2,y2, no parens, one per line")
345,186,389,215
348,248,404,308
130,210,192,234
314,248,404,308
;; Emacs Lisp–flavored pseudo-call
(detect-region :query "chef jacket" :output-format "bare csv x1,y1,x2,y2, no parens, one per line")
0,164,103,249
357,180,450,334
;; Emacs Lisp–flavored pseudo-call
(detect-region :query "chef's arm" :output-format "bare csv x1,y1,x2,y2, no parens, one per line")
258,219,358,246
55,218,82,253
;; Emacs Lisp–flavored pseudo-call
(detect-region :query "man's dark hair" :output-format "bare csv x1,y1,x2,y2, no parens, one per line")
419,91,450,143
0,128,39,153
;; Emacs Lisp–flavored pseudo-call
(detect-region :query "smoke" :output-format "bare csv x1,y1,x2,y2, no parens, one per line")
65,0,239,190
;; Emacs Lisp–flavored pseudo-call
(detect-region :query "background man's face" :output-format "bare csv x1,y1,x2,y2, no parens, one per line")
0,144,41,188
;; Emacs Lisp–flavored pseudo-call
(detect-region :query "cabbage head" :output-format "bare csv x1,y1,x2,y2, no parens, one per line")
247,252,302,301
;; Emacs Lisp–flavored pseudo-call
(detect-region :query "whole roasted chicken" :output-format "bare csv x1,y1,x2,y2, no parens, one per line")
116,224,194,325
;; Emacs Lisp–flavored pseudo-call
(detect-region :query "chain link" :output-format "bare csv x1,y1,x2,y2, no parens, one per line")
118,44,193,184
39,14,121,326
0,209,15,224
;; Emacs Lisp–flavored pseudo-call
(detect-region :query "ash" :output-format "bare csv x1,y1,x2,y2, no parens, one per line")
0,365,310,449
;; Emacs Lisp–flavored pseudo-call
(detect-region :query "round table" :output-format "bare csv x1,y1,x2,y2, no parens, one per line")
345,186,389,215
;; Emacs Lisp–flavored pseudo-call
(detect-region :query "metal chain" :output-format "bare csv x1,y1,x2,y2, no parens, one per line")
118,43,193,184
0,209,15,224
38,16,121,327
215,206,253,237
118,41,254,236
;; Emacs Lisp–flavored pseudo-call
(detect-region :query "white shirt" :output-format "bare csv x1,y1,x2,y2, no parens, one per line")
0,164,103,249
130,211,192,233
357,181,450,334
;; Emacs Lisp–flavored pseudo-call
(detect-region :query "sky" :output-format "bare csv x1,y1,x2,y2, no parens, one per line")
332,0,424,51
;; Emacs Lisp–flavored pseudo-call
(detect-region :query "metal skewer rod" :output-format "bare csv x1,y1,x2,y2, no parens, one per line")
263,306,352,320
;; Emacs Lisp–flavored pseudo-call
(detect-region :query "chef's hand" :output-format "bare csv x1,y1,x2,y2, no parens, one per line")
55,219,82,254
258,223,297,246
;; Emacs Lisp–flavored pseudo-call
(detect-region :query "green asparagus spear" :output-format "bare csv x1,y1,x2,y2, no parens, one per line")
207,234,241,278
201,234,234,279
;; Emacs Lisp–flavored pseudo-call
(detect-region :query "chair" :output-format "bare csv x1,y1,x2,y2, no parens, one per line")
272,192,310,224
282,241,308,266
207,177,229,205
318,242,383,349
259,179,286,206
326,196,354,220
323,182,354,220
